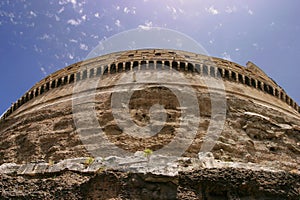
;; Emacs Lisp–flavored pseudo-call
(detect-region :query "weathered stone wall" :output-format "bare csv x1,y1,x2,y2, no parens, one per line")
1,161,299,199
0,49,299,172
0,49,299,199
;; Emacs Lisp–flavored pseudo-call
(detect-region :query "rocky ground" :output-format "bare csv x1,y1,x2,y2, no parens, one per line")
0,155,299,199
0,167,299,199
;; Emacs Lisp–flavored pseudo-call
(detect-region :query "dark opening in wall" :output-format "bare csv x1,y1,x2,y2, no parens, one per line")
285,96,289,104
45,82,49,91
76,72,81,81
125,62,131,71
290,99,293,106
13,103,17,111
89,69,94,78
238,74,243,83
180,62,186,71
21,97,25,104
25,93,29,102
149,60,155,69
164,61,170,67
264,84,269,93
269,146,276,152
40,85,44,95
157,61,163,70
231,71,236,81
103,65,109,75
82,70,87,79
17,100,21,107
51,80,56,88
57,78,62,87
155,52,161,56
245,76,250,86
188,63,194,72
69,74,75,83
96,67,102,76
210,66,215,77
275,89,279,97
203,64,208,76
195,64,201,74
257,81,262,90
132,61,139,71
224,69,230,80
217,68,222,78
63,76,68,84
35,88,39,97
280,92,284,100
110,64,116,74
268,86,274,96
251,78,256,88
172,61,178,71
128,54,134,57
118,63,124,72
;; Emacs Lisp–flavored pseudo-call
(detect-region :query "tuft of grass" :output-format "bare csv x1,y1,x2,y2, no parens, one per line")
96,166,106,174
85,157,95,166
143,148,153,162
48,160,54,166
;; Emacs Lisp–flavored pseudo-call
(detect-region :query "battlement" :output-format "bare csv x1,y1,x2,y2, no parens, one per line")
1,49,299,121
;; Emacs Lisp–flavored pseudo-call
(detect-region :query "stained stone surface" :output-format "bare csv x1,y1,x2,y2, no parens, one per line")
0,49,299,199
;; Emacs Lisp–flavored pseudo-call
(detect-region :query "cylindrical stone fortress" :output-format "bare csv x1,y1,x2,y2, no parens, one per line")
0,49,299,173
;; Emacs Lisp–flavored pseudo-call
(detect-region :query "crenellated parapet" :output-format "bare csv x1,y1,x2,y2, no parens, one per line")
1,49,299,121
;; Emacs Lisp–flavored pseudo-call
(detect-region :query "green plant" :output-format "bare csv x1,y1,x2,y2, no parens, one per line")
143,148,153,162
96,166,106,174
48,160,54,166
85,157,95,166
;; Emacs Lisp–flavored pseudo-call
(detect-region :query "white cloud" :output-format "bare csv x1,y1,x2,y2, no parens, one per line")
30,11,37,17
248,9,254,15
55,15,60,21
67,19,81,26
138,21,153,30
81,14,86,21
115,19,121,27
94,12,100,18
124,7,130,14
39,34,51,40
225,6,237,14
80,43,88,51
105,25,113,32
58,7,64,14
206,6,219,15
40,67,47,75
68,53,74,59
222,52,232,61
69,39,78,43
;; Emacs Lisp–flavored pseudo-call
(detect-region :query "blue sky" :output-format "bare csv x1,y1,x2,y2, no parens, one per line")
0,0,299,115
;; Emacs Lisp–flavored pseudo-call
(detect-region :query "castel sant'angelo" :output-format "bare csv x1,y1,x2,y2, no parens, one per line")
0,49,299,199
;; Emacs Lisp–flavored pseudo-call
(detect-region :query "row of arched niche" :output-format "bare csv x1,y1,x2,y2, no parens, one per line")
1,58,299,120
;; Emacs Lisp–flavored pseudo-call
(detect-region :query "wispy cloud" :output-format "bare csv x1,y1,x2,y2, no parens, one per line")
222,52,232,61
40,67,47,75
225,6,237,14
248,9,254,15
30,11,37,17
115,19,121,27
79,43,88,51
138,21,153,30
67,19,81,26
206,6,219,15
